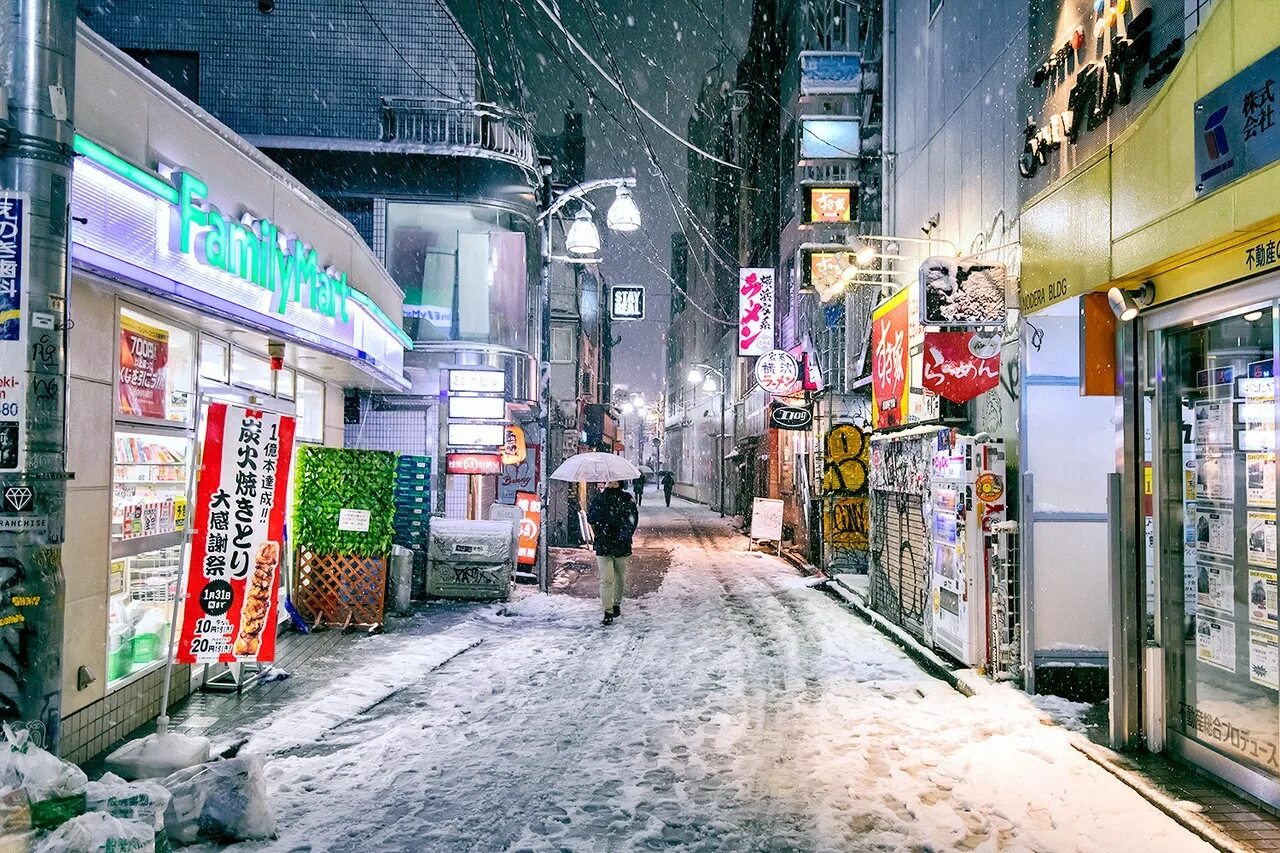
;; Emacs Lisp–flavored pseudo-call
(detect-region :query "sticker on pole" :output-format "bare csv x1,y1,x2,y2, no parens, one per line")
178,403,297,664
0,193,29,471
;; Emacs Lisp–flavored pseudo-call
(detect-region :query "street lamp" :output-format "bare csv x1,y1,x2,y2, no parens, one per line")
687,361,728,518
536,173,641,592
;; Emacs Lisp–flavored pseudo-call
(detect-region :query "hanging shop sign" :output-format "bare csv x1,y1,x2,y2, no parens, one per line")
447,422,506,449
754,349,801,396
799,116,860,160
499,445,539,504
921,332,1002,403
178,403,296,664
117,313,170,420
448,368,506,394
515,491,541,566
870,287,910,430
919,257,1007,327
738,268,776,356
610,285,646,321
799,247,858,303
802,186,855,224
502,425,528,465
769,403,814,431
1194,44,1280,196
447,452,503,475
447,395,505,420
0,194,28,472
799,51,862,96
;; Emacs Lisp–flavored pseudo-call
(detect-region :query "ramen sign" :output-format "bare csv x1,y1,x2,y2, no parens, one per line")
755,350,800,396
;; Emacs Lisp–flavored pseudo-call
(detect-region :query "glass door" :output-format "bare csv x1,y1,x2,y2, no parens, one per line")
1154,301,1280,780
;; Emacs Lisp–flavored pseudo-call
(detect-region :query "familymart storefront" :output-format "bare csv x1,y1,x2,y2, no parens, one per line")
1022,0,1280,805
56,27,411,764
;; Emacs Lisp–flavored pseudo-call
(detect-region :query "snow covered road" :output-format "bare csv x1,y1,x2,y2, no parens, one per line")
210,500,1214,853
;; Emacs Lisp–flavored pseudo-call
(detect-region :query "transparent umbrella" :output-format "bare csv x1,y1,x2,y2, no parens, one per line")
551,452,642,483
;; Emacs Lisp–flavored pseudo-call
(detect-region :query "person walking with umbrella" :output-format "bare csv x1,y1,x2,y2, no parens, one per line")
587,481,639,625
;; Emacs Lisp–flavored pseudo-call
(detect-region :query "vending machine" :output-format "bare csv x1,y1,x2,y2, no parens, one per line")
929,435,1007,668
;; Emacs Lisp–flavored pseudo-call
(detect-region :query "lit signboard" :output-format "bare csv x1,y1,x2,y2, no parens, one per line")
447,422,506,448
447,395,506,420
610,285,646,321
799,117,861,160
446,452,503,475
803,186,855,224
799,51,862,96
448,369,506,394
800,248,857,300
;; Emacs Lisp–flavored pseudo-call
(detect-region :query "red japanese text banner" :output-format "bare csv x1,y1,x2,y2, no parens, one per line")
178,403,297,664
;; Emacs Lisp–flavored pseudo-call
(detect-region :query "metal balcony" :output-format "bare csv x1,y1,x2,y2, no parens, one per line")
379,96,537,174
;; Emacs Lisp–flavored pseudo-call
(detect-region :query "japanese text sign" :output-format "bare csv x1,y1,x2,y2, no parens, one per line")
118,314,170,420
920,332,1001,403
870,287,910,430
1243,229,1280,275
515,491,541,566
0,194,27,471
1196,44,1280,196
755,349,801,396
739,268,775,356
610,285,646,320
804,187,853,223
178,403,296,664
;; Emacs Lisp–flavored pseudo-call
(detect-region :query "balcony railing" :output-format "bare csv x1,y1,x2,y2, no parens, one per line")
379,96,537,174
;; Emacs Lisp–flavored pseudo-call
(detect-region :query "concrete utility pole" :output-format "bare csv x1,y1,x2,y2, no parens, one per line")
0,0,75,749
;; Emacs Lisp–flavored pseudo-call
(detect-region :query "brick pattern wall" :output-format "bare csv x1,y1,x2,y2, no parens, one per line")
60,665,192,765
80,0,477,139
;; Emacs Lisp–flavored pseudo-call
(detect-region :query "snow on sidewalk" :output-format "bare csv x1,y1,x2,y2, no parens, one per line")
199,503,1213,853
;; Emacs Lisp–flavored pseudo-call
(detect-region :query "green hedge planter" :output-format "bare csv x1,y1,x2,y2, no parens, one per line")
293,447,397,556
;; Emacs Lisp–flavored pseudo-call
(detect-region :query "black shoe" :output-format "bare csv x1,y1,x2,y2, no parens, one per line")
610,605,621,618
602,612,615,626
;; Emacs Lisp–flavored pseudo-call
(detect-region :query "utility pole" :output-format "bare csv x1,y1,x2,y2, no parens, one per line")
536,157,553,594
0,0,75,748
719,351,727,518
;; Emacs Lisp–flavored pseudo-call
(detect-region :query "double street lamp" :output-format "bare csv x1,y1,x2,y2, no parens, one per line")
687,362,728,518
536,171,641,591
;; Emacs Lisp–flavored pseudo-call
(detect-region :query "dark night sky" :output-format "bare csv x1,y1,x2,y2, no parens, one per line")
444,0,752,400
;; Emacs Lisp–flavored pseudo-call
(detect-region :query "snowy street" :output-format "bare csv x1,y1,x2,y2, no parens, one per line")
205,499,1213,853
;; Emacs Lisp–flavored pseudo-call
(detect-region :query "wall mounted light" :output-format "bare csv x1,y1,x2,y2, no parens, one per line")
1107,280,1155,321
854,244,876,266
606,187,642,232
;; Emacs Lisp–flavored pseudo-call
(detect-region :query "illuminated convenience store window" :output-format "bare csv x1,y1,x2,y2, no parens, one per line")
295,373,325,443
117,306,194,424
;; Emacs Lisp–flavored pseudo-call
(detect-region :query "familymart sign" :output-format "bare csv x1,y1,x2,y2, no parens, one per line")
174,172,350,324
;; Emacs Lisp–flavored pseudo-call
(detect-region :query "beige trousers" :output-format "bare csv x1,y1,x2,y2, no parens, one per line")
597,555,629,612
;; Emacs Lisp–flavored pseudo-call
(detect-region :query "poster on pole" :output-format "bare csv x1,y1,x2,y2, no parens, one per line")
0,193,28,471
739,268,775,356
515,491,542,566
749,498,784,550
178,403,297,664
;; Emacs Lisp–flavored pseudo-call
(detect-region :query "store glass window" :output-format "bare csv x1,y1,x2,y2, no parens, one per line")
117,307,194,424
109,544,183,684
276,367,296,400
231,350,274,394
1156,305,1278,776
199,336,229,384
296,374,325,443
385,202,530,350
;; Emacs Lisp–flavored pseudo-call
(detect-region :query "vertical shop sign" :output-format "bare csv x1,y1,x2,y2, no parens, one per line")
0,194,28,470
870,287,910,429
118,314,170,420
920,332,1002,403
515,491,541,565
178,403,297,664
499,446,539,505
739,268,775,356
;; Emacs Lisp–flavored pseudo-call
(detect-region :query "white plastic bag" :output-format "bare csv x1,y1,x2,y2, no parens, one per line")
103,733,210,782
84,773,170,833
160,756,274,845
35,812,154,853
0,727,87,802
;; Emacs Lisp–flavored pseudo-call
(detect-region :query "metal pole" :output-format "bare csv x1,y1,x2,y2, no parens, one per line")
719,354,726,518
537,162,552,594
0,0,75,749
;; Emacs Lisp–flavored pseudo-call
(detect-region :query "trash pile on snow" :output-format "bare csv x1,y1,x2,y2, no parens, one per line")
0,726,276,852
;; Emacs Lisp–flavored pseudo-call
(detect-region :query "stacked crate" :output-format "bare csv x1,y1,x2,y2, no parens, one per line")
393,455,433,598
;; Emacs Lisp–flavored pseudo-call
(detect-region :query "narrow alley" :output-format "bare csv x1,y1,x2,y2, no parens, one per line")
189,500,1213,853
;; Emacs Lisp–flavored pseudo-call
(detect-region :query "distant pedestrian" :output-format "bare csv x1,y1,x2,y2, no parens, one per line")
661,471,675,507
632,471,647,506
587,481,639,625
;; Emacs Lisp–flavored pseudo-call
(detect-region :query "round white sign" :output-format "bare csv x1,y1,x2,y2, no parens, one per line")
755,350,800,395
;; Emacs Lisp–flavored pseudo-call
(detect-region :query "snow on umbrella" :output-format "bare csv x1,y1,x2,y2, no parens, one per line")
551,452,643,483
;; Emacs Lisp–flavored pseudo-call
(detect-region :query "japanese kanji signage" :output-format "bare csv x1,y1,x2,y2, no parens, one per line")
1243,230,1280,275
754,349,800,396
118,314,170,420
803,187,854,223
920,332,1002,403
0,194,28,471
515,491,541,566
870,287,910,430
610,285,646,321
1196,44,1280,196
739,268,775,356
178,403,296,664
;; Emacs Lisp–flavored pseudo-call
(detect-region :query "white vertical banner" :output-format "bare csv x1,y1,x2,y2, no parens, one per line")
0,194,29,471
738,268,775,356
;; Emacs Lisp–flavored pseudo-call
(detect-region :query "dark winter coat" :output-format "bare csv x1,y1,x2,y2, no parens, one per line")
587,486,640,557
660,473,675,493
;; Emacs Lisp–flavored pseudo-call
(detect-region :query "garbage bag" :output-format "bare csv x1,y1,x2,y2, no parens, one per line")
104,733,210,782
35,812,155,853
160,756,274,845
0,726,87,829
85,773,170,833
